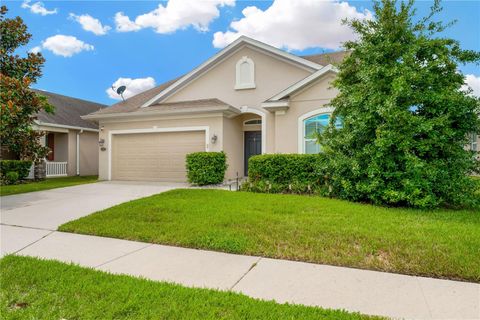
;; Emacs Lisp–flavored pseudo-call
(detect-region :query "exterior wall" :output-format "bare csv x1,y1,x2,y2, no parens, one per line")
98,115,223,181
275,73,338,153
165,46,312,153
53,132,69,162
79,131,99,176
222,116,244,179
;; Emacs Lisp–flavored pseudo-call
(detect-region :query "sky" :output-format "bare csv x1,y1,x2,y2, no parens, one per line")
6,0,480,105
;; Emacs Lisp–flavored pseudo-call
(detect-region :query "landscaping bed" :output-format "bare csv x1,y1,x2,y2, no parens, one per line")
0,176,98,196
0,255,378,320
60,189,480,282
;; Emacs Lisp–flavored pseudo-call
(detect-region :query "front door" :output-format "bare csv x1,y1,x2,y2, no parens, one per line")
244,131,261,176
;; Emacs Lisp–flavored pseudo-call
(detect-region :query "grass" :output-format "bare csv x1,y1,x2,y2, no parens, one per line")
60,189,480,282
0,256,380,320
0,175,98,196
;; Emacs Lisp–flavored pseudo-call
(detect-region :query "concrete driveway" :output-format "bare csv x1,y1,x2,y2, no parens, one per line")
1,181,183,230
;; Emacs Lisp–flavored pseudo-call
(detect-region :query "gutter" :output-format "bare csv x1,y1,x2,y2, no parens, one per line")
34,121,99,133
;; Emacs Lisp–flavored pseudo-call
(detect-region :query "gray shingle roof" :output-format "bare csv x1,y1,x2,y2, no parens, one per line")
301,51,350,66
34,89,106,130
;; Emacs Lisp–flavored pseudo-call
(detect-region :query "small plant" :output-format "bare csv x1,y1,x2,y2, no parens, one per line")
0,160,32,182
4,171,19,185
186,152,227,185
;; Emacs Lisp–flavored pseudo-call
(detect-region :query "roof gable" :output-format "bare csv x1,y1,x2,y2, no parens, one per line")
140,36,324,108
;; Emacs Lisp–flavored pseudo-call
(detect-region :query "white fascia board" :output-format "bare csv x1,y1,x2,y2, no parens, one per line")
140,36,323,108
34,120,99,132
268,64,338,102
261,100,289,111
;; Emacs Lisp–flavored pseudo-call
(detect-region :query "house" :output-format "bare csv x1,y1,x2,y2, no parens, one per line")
84,36,478,182
32,90,106,177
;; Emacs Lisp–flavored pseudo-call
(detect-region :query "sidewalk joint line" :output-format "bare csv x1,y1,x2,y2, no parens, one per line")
0,223,55,232
94,243,154,269
13,230,55,255
415,276,434,319
230,257,262,291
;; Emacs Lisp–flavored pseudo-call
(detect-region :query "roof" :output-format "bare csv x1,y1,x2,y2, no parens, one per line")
84,37,349,119
34,89,106,130
301,51,350,66
83,98,240,120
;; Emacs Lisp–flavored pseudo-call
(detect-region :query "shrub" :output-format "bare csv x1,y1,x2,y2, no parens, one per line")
0,160,32,181
244,154,329,194
4,171,19,185
186,152,227,185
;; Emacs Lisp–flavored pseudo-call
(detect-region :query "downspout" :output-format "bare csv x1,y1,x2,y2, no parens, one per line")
76,130,83,176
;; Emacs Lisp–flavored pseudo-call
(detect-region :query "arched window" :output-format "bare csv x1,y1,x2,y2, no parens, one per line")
244,119,262,125
303,113,331,154
235,56,255,90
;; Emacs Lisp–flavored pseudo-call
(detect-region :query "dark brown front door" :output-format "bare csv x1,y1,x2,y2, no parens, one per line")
244,131,261,176
46,133,54,161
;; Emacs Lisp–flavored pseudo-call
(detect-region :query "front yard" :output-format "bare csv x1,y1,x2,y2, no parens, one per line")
0,176,98,196
0,256,378,320
60,189,480,282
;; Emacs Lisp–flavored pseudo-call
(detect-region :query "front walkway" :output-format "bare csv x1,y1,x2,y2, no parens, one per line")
1,182,479,319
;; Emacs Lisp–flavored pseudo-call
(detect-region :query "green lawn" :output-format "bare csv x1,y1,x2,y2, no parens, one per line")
0,256,379,320
0,175,98,196
60,189,480,282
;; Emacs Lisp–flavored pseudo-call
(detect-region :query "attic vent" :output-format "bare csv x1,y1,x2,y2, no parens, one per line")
235,56,255,90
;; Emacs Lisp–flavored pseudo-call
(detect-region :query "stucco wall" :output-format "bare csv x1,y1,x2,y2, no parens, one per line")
98,115,224,181
165,46,312,153
275,73,338,153
222,116,244,180
79,131,99,176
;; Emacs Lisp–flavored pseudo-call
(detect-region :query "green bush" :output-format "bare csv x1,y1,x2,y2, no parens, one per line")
186,152,227,185
4,171,19,185
244,154,329,194
0,160,32,181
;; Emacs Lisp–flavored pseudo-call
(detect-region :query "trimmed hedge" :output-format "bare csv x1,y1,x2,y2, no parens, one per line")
244,154,329,194
186,152,227,185
0,160,32,182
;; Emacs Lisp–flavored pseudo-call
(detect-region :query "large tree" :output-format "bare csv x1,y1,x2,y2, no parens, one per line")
0,5,53,161
321,0,480,208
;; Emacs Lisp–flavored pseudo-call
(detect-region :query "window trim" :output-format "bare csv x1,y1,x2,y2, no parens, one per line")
243,119,262,126
297,107,335,153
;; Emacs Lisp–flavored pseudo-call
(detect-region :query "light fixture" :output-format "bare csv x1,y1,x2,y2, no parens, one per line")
99,139,105,146
211,134,218,144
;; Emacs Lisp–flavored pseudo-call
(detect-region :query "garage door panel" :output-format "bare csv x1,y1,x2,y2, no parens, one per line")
111,131,205,182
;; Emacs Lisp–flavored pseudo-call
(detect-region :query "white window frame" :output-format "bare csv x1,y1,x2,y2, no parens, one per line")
107,126,209,180
297,107,335,153
243,118,262,126
235,56,255,90
471,133,478,152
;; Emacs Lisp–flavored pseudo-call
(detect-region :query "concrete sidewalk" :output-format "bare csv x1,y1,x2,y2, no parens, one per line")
2,225,479,320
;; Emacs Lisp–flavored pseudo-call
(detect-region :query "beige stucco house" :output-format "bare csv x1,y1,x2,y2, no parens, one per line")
84,36,478,182
32,90,105,177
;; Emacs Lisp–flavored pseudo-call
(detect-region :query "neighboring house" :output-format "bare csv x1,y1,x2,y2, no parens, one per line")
84,36,479,182
32,90,106,177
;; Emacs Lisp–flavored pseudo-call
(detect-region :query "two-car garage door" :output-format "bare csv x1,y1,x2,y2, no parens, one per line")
111,130,205,182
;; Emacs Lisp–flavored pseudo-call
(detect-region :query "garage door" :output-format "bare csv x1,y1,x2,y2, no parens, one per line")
111,131,205,182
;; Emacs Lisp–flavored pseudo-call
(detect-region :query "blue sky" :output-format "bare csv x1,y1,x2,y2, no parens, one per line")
7,0,480,105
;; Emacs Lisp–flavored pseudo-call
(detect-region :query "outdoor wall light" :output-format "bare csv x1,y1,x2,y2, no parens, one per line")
211,134,218,144
99,138,105,147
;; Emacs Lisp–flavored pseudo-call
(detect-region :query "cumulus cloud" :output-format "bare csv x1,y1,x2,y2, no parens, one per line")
213,0,372,50
29,46,42,54
40,35,94,57
107,77,156,100
463,74,480,97
21,0,57,15
70,13,111,35
114,0,234,33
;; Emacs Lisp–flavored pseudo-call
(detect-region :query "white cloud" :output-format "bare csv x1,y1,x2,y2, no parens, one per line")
463,74,480,97
107,77,156,100
29,46,42,54
70,13,111,36
213,0,372,50
21,0,57,16
41,35,94,57
114,0,235,33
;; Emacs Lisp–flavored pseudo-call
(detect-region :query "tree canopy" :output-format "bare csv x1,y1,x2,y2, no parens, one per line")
0,5,53,161
322,0,480,208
